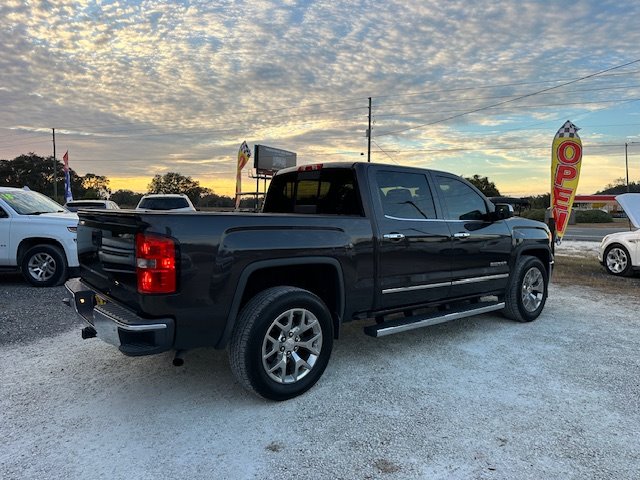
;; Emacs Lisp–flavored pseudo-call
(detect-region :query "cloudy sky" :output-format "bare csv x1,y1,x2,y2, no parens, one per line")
1,0,640,197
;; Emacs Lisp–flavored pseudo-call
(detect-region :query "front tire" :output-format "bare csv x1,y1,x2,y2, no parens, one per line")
229,286,334,401
603,244,632,276
21,244,68,287
503,256,548,323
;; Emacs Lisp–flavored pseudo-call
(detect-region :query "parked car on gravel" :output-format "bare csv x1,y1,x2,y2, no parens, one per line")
0,187,78,286
65,199,120,212
135,193,196,212
598,193,640,276
65,162,553,400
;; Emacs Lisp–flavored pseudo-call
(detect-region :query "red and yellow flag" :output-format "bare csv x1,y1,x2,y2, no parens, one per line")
551,121,582,242
235,141,251,209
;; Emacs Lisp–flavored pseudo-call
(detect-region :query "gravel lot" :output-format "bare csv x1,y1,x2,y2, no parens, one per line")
1,268,639,479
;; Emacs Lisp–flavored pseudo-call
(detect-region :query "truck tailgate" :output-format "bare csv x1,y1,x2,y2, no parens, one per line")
76,211,146,312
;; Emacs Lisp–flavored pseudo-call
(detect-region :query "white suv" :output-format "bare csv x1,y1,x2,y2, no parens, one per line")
0,187,79,286
135,193,196,212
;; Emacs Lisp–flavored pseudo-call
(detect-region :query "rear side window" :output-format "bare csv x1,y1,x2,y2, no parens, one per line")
264,169,363,216
376,171,436,220
435,175,488,221
139,197,189,210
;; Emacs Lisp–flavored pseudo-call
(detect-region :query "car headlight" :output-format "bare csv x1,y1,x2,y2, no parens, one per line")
67,226,77,233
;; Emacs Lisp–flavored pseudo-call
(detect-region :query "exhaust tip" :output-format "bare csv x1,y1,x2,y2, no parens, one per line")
173,350,186,367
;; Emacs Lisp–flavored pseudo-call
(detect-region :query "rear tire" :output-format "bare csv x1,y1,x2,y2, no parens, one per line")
503,256,548,323
229,286,333,401
21,244,68,287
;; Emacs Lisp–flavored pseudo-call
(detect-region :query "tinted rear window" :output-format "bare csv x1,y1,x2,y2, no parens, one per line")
139,197,189,210
263,168,362,215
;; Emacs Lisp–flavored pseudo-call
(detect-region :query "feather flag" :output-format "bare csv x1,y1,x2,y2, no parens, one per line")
235,141,251,209
63,150,73,203
551,121,582,243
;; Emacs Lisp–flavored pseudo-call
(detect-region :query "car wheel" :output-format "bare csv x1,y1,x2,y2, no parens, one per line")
229,286,334,401
21,244,68,287
503,255,548,323
604,244,632,276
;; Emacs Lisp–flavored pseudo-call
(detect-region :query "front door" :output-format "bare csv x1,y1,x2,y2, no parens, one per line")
0,206,10,265
432,174,512,298
372,169,452,309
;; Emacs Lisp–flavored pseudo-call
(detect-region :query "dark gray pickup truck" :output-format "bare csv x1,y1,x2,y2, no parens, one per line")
65,162,553,400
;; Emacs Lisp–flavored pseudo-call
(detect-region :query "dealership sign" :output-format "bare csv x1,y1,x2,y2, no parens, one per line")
551,121,582,242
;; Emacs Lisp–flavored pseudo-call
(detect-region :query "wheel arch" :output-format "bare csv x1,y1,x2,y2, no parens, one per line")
515,246,553,277
218,257,345,348
17,237,68,265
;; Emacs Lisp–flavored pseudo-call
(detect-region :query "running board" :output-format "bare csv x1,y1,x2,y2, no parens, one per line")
364,301,505,338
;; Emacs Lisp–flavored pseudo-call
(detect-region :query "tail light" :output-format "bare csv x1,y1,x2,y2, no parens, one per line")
135,233,177,294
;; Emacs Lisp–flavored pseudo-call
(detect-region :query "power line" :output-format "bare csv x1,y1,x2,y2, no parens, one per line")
375,59,640,138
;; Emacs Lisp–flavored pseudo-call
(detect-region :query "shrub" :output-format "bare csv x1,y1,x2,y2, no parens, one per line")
575,209,613,223
520,208,546,222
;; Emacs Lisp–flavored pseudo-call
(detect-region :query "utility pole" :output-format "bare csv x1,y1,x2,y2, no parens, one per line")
625,142,630,193
52,128,57,200
367,97,372,162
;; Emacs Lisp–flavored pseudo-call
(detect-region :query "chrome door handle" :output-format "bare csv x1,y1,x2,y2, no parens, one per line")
453,232,470,238
383,233,405,241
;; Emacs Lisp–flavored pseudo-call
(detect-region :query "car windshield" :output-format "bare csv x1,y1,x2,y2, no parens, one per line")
0,190,66,215
138,197,189,210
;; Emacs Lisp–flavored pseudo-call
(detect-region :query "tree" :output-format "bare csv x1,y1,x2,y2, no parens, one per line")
0,153,86,202
147,172,211,206
523,194,550,209
596,178,640,194
465,174,500,197
82,173,110,198
110,189,144,208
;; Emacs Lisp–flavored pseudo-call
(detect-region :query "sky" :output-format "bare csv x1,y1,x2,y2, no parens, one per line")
1,0,640,198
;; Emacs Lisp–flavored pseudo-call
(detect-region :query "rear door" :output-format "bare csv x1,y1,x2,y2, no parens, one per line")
432,173,512,298
370,167,452,308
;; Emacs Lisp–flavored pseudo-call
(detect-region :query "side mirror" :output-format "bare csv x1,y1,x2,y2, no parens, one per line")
492,203,514,220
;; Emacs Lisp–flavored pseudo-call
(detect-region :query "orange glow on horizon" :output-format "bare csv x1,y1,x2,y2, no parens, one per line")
109,176,238,197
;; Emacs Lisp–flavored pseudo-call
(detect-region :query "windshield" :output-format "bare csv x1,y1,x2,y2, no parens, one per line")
0,190,66,215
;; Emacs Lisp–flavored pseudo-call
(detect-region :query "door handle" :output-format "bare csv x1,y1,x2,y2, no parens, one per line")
453,232,470,238
383,233,405,241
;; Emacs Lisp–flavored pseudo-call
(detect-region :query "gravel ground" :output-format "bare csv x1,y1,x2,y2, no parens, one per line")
1,272,639,479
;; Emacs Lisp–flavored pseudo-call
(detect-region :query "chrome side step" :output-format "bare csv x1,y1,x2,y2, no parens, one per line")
364,301,505,338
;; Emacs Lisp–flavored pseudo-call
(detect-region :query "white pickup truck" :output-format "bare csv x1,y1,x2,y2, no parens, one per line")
0,187,79,286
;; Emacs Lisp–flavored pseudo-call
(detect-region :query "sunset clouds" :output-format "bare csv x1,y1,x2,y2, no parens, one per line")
1,1,639,196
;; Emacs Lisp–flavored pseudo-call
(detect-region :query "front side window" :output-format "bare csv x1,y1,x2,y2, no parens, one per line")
435,176,487,221
376,171,436,220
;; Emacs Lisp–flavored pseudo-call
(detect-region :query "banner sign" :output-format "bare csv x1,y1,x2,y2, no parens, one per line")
235,141,251,209
63,150,73,203
551,121,582,242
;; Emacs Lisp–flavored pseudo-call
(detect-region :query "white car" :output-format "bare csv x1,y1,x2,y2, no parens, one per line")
135,194,196,212
598,193,640,276
0,187,79,286
65,199,120,212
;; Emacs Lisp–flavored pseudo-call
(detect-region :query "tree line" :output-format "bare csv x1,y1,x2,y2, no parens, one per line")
3,153,634,209
0,153,251,208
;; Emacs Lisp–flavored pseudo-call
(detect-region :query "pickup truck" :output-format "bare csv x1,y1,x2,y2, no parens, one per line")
0,187,79,286
64,162,553,400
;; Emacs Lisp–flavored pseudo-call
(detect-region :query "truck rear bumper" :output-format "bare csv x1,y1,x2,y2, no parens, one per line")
64,277,174,356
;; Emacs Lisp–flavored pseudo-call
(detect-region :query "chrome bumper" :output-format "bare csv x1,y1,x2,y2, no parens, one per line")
64,277,174,356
